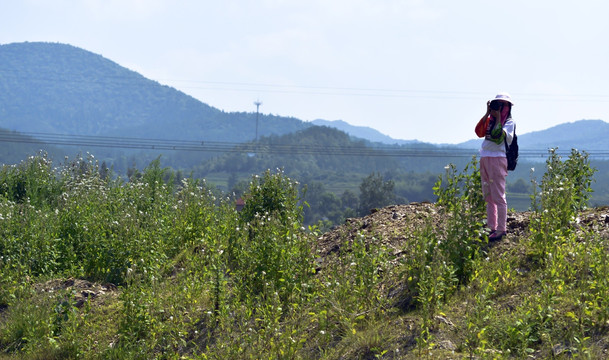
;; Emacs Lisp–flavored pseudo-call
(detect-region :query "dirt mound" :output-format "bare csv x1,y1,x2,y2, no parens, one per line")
317,202,532,258
33,278,118,308
317,202,609,268
317,202,441,257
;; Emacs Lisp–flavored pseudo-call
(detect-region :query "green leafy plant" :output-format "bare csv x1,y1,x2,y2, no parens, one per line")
433,157,486,284
529,148,596,263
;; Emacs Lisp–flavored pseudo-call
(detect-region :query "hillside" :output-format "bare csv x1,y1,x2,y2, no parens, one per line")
6,202,609,358
194,125,404,177
0,42,310,142
1,150,609,358
319,203,609,358
517,119,609,151
0,127,66,163
311,119,422,145
457,119,609,152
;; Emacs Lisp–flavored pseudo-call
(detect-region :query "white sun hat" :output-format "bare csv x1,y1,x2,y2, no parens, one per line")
490,92,514,105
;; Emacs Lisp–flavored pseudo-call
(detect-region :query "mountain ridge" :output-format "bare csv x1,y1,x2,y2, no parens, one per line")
1,41,607,158
0,42,310,143
311,119,421,145
455,119,609,151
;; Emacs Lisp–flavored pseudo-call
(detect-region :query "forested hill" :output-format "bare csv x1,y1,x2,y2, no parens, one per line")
0,42,309,142
194,125,405,178
0,127,65,163
311,119,421,145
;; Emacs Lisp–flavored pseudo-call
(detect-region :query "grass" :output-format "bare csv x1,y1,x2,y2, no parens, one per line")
0,150,607,359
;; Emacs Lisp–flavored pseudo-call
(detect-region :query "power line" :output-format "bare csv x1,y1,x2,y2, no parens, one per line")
3,69,609,102
2,130,609,159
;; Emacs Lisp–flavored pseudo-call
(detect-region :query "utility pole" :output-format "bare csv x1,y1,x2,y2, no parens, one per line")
254,100,262,142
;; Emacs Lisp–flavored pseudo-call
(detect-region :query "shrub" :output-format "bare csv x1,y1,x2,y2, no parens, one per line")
234,169,315,303
529,148,596,262
433,157,486,284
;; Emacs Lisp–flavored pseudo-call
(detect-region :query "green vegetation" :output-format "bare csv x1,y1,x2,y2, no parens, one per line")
358,172,397,216
1,148,608,359
187,126,442,229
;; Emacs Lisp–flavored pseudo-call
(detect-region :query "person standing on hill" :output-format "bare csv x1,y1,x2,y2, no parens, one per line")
474,93,516,241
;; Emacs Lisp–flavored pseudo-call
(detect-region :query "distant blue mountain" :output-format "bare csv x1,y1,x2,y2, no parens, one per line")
313,118,609,157
311,119,421,145
456,119,609,152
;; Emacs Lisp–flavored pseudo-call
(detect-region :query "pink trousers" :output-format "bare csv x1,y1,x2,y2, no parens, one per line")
480,157,508,232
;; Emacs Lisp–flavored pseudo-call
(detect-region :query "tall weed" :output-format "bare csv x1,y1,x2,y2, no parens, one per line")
433,157,486,284
529,148,596,263
234,169,315,303
0,152,62,208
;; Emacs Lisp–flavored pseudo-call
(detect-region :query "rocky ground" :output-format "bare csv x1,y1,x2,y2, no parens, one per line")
32,278,118,309
317,202,609,258
316,202,532,265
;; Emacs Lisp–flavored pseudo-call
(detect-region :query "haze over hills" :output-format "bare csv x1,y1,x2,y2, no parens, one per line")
1,41,607,164
311,119,421,145
456,119,609,152
0,42,309,143
317,118,609,154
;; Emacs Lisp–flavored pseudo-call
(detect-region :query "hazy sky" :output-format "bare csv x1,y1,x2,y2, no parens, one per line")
2,0,608,144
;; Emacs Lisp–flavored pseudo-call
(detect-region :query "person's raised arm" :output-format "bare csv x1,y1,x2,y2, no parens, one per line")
475,101,492,137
